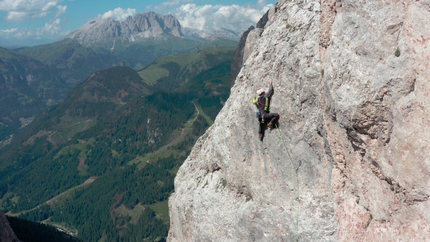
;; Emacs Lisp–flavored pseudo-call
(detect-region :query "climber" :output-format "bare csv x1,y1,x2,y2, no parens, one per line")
252,80,280,141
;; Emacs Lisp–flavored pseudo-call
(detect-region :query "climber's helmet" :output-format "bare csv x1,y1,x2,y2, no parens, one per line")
256,88,265,96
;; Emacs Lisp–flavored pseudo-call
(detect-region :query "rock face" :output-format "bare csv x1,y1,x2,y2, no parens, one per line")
168,0,430,241
64,12,183,48
0,212,19,242
231,6,278,85
231,26,254,85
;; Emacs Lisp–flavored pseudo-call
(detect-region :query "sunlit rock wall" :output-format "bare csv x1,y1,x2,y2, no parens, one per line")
168,0,430,241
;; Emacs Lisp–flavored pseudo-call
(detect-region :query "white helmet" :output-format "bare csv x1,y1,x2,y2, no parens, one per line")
256,88,265,96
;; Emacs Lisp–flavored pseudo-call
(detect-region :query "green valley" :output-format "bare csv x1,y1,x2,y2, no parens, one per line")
1,31,237,148
0,45,235,241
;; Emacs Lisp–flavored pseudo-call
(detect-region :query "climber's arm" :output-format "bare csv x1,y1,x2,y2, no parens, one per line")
266,80,274,98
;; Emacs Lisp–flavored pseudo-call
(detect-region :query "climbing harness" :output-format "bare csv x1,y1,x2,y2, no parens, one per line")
258,97,270,113
274,123,300,242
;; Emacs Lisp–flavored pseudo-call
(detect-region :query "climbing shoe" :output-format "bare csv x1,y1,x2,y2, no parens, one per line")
259,134,263,141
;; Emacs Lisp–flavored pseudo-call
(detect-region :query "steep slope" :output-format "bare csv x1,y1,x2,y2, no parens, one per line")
0,47,66,143
7,215,83,242
138,46,236,92
0,66,151,169
0,212,19,242
168,0,430,241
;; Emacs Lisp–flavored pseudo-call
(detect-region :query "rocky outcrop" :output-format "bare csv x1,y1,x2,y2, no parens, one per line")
230,26,254,86
64,12,183,48
231,7,277,84
0,212,19,242
168,0,430,241
121,12,182,38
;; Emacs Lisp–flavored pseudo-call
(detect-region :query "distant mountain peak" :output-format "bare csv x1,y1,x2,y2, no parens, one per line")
63,12,183,49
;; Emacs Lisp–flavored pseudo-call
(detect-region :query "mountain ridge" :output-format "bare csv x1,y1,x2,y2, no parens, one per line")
63,12,183,49
0,47,67,143
2,66,150,153
1,12,238,146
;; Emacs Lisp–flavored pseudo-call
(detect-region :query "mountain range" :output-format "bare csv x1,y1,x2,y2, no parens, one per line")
63,12,183,50
0,9,243,241
0,12,239,146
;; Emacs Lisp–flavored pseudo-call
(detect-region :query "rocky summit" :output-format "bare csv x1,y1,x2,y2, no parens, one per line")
168,0,430,241
63,12,183,49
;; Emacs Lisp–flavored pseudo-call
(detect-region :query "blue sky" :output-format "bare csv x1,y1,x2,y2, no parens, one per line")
0,0,275,47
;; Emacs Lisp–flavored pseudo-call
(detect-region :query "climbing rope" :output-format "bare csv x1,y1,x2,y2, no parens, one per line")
274,123,300,242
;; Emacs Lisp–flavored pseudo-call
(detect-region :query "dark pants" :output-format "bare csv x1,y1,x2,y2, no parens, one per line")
258,112,280,134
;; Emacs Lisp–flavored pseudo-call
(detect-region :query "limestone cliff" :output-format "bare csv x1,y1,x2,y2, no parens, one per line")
168,0,430,241
64,12,183,48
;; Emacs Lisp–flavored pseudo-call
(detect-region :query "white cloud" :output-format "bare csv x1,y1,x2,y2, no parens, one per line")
56,5,67,17
0,28,17,33
4,11,28,22
149,0,193,10
257,0,268,8
0,17,68,44
0,0,64,22
41,2,56,12
43,18,61,34
100,7,136,22
173,3,272,33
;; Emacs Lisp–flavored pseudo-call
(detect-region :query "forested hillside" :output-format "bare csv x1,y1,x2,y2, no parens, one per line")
0,66,151,169
15,41,131,86
0,46,235,241
1,29,237,148
139,46,235,92
0,47,66,143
